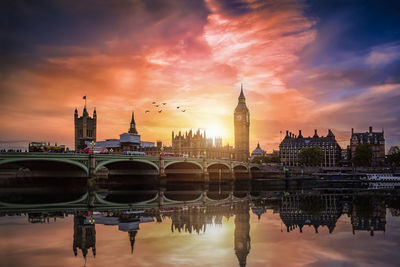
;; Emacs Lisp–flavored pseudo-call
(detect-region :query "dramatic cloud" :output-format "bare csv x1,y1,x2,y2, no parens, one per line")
1,0,399,151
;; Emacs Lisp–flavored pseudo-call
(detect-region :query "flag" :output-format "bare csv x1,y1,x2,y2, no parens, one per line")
83,96,86,100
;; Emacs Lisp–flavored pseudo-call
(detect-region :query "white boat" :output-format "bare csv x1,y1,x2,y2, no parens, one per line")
361,173,400,182
367,182,399,190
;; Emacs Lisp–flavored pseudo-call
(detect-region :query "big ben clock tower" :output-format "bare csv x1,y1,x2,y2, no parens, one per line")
234,84,250,162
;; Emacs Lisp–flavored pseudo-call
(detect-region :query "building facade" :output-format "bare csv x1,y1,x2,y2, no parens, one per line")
234,85,250,162
87,112,157,153
74,104,96,151
279,129,341,167
171,129,234,159
350,127,385,165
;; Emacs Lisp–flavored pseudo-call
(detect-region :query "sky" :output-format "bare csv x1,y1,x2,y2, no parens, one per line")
1,0,400,151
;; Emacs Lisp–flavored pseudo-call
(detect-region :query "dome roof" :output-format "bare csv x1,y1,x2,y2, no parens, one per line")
251,143,265,156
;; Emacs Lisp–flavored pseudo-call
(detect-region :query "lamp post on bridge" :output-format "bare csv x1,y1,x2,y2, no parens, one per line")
230,153,235,180
203,150,209,183
89,141,96,177
159,146,167,184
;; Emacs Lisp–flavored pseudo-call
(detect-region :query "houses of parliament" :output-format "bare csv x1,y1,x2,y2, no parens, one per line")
171,85,250,161
75,86,251,162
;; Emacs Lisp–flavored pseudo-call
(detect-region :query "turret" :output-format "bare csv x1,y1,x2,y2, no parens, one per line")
298,130,303,138
313,129,319,138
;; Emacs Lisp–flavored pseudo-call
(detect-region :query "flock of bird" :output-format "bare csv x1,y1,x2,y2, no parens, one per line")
144,101,187,114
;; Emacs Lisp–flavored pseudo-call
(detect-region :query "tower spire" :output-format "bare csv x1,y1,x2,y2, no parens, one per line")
239,84,245,100
128,111,138,134
131,111,135,125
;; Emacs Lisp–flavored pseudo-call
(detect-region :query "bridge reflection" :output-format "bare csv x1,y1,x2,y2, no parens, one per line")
1,181,400,266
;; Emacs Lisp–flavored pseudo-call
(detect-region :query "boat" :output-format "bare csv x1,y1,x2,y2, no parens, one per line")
367,182,400,190
361,173,400,182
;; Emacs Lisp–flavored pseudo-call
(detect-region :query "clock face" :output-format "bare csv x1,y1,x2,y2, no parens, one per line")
236,115,242,121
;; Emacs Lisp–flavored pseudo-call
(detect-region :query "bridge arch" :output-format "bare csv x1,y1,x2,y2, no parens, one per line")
233,164,249,179
95,159,159,172
207,162,231,180
250,165,262,179
206,162,230,170
164,161,203,181
164,161,203,170
232,163,248,170
0,158,89,176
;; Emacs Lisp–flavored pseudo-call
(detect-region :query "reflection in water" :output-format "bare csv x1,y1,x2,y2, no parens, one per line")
279,195,341,234
1,180,400,266
73,212,96,259
234,202,250,267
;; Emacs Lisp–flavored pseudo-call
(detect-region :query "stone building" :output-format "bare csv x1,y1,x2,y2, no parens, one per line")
234,85,250,162
171,129,234,159
74,102,96,151
350,127,385,165
87,112,156,153
279,129,341,167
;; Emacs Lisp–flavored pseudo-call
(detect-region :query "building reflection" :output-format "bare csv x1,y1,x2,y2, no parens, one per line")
279,194,341,233
4,187,400,267
350,196,386,236
73,212,96,259
234,201,251,267
167,205,234,234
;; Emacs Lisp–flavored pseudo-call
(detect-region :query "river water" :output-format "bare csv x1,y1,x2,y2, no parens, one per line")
1,178,400,267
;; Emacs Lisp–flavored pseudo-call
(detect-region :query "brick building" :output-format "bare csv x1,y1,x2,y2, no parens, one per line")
350,126,385,165
279,129,341,167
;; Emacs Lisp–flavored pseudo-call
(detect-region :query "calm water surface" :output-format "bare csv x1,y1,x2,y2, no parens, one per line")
1,178,400,267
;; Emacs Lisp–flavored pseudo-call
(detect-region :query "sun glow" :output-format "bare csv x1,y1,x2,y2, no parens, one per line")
205,123,228,140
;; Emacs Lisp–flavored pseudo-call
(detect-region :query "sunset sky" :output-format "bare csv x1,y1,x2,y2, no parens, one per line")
1,0,400,151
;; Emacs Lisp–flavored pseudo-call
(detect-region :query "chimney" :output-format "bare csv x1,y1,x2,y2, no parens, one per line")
369,126,372,133
298,130,303,138
351,128,354,135
286,130,289,137
313,129,318,138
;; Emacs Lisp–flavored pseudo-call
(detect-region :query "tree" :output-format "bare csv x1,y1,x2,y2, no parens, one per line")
352,143,373,167
298,146,323,166
251,155,280,164
388,151,400,166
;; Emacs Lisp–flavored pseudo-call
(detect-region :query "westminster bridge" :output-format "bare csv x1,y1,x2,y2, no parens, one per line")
0,152,263,180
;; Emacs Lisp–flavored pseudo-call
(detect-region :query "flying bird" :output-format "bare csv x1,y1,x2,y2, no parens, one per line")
155,105,159,107
158,110,162,113
176,106,180,109
162,103,167,105
182,110,186,112
152,102,156,104
145,110,150,113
